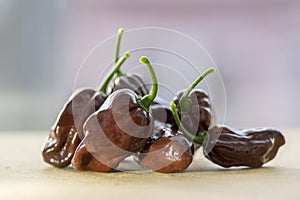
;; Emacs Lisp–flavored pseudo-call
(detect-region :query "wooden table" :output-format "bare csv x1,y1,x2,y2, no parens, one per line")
0,131,299,200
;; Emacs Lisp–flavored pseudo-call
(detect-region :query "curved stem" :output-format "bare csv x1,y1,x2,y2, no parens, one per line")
170,101,206,144
179,67,215,113
137,56,158,112
115,28,125,76
98,52,130,93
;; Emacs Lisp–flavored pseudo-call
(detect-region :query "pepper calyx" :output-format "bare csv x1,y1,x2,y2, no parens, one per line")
137,56,158,111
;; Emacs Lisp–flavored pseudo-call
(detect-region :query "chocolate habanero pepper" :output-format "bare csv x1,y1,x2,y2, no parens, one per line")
152,68,214,172
173,67,215,137
41,89,102,168
137,120,193,173
136,69,215,173
170,104,286,168
41,50,130,168
108,29,149,96
202,125,285,168
71,56,158,172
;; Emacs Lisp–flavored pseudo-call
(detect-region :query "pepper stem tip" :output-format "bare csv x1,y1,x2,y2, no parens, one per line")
139,56,150,64
118,28,124,34
124,51,130,58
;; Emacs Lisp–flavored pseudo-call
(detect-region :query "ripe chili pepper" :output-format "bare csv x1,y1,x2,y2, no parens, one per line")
72,56,158,172
170,103,285,168
41,52,129,168
41,29,130,168
136,68,215,173
137,95,193,173
41,89,104,168
173,68,215,137
202,125,285,168
137,120,193,173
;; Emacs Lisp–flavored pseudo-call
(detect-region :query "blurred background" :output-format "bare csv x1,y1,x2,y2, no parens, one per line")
0,0,299,131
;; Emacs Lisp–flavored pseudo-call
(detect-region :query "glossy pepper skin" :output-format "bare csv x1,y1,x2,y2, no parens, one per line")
203,125,285,168
42,89,106,168
173,89,211,137
110,74,149,96
72,89,154,171
137,121,193,173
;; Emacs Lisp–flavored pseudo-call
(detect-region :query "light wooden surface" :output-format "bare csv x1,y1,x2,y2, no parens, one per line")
0,131,299,200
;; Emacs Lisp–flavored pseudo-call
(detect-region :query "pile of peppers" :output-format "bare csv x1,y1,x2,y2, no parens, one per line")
42,28,285,173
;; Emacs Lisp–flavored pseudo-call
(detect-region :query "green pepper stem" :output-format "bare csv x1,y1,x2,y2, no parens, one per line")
138,56,158,112
115,28,124,76
170,101,206,144
98,52,130,93
115,28,124,63
179,67,215,113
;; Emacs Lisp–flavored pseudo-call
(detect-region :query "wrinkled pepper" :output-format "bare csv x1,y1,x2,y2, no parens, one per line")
170,101,285,168
41,29,130,168
203,125,285,168
41,52,129,168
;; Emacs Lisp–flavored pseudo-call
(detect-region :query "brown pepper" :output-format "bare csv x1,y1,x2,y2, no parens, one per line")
137,121,193,173
41,52,130,168
71,56,157,172
41,89,106,168
172,68,215,137
203,125,285,168
173,89,211,136
75,90,154,171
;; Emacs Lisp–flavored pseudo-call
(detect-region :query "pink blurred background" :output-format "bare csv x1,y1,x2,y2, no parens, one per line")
0,0,299,131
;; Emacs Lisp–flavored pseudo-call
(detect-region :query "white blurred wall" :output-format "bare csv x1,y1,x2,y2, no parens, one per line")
0,0,299,131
